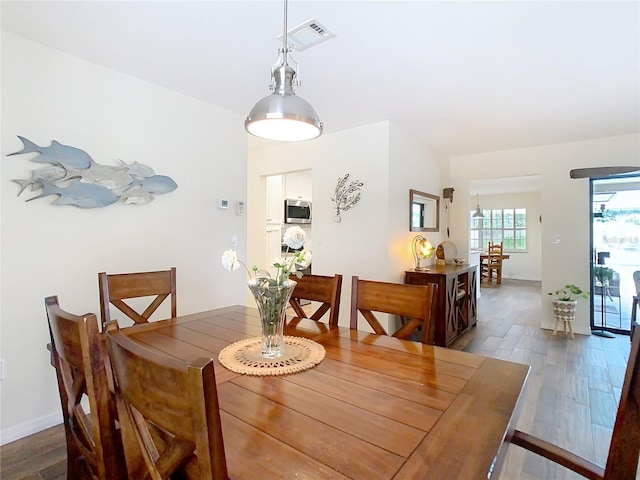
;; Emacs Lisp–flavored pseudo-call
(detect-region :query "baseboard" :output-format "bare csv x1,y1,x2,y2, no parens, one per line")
501,275,542,282
0,410,62,446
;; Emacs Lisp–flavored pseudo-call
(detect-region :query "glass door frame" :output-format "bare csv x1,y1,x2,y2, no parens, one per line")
589,174,639,336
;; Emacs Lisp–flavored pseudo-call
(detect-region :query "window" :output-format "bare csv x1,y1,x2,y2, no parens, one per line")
470,208,527,251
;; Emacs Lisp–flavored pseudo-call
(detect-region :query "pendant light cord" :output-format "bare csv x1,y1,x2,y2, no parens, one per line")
282,0,288,53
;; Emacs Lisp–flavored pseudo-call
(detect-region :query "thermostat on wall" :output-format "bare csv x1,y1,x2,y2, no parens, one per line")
218,198,229,209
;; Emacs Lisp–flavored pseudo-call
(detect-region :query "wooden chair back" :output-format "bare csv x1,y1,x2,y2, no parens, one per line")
45,296,126,480
349,276,437,344
482,242,503,284
105,322,228,480
511,324,640,479
488,241,503,252
288,274,343,325
488,242,504,268
99,267,177,327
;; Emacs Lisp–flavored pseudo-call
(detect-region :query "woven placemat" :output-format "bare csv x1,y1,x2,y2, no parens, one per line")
218,336,325,376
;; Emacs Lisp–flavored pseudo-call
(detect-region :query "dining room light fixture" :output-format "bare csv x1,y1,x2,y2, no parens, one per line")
244,0,323,142
412,235,433,271
472,192,484,218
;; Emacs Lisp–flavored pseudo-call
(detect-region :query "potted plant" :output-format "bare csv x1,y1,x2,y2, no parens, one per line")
594,266,615,286
547,284,589,337
548,284,589,302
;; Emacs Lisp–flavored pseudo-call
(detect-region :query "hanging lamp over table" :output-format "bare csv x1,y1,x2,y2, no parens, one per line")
245,0,323,142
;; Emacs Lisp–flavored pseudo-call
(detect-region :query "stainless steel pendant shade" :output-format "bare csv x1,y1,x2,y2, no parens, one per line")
245,0,323,142
245,64,322,141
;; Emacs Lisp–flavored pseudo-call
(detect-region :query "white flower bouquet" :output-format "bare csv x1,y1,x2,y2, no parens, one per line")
221,226,312,358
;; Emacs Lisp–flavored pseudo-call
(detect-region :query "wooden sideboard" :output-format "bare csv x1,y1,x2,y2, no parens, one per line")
405,264,477,347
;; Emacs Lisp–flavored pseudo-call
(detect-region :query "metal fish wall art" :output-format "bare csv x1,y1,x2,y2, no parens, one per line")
8,136,178,208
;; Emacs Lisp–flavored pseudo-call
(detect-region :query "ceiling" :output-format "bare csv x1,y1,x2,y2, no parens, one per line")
2,1,639,156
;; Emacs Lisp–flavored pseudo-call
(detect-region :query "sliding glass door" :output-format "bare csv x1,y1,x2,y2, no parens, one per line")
590,175,640,336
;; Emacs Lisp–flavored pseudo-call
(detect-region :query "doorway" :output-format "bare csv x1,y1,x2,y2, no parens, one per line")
590,175,640,336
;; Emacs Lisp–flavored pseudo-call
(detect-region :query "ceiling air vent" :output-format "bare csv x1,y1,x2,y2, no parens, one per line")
276,19,336,51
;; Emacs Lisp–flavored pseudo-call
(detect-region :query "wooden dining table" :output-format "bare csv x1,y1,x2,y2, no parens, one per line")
122,305,530,479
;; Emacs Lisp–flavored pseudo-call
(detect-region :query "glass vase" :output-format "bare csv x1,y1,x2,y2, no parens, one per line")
247,278,296,359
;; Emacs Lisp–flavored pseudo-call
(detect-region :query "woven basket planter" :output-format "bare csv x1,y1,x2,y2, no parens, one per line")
551,300,577,322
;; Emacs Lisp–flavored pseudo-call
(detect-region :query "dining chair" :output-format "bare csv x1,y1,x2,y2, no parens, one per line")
98,267,177,328
105,321,228,480
44,296,126,480
288,273,343,325
510,325,640,479
350,276,437,344
482,241,503,284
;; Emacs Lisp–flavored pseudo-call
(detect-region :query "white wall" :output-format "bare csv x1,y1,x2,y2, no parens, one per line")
450,134,640,335
474,192,542,281
1,32,248,443
248,121,449,327
249,122,389,326
388,123,449,283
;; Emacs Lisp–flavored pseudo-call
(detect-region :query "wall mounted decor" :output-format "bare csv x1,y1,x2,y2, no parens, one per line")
409,189,439,232
8,135,178,208
330,173,364,223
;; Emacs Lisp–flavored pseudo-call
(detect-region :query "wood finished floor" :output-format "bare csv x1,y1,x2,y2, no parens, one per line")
1,279,636,479
451,279,636,480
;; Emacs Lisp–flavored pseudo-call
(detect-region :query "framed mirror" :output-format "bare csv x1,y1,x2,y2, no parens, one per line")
410,189,440,232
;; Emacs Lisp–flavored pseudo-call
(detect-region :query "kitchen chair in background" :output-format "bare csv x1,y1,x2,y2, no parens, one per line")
510,326,640,479
45,296,126,480
482,241,503,284
105,322,228,480
350,276,437,344
98,267,176,328
288,273,343,325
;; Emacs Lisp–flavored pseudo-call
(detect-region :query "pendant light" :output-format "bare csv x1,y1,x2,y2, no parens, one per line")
245,0,323,142
472,192,484,218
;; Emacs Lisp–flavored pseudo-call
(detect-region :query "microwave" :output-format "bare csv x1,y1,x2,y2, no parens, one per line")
284,199,311,224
